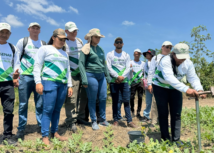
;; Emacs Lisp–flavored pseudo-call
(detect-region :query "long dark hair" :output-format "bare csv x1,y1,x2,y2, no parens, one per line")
48,36,66,51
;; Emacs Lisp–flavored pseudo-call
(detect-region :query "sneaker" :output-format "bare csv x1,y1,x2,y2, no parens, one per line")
16,130,25,140
3,135,17,146
51,132,68,141
140,116,151,122
136,113,143,119
92,121,99,130
119,117,127,121
99,120,110,126
113,121,119,126
127,122,137,128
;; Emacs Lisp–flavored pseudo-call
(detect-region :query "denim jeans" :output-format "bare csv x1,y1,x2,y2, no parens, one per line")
41,80,67,137
18,75,43,131
85,72,107,122
143,89,153,118
110,83,132,123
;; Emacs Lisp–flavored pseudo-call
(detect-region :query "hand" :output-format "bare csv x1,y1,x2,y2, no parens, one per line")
148,85,153,93
13,69,19,79
198,90,207,99
115,79,120,84
130,64,132,68
83,85,88,88
68,87,73,97
117,76,124,82
186,88,199,98
36,83,43,95
13,79,19,87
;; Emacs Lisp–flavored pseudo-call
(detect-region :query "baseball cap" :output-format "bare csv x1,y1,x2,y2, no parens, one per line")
143,49,156,57
172,43,190,59
53,28,67,39
0,23,11,32
162,41,173,46
134,48,141,53
29,22,41,28
65,22,78,32
115,37,123,42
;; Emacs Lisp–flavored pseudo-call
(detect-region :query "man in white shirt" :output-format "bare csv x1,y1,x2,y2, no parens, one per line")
107,37,137,128
15,22,46,139
62,22,89,132
0,23,19,145
129,49,145,118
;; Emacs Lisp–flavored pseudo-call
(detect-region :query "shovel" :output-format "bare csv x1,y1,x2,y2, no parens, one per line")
188,87,214,152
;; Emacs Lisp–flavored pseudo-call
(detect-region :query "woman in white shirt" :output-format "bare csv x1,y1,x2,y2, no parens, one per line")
33,29,73,148
152,43,206,147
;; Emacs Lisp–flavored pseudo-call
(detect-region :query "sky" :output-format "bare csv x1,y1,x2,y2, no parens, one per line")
0,0,214,61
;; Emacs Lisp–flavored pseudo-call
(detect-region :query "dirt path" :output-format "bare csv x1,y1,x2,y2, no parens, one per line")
0,98,213,148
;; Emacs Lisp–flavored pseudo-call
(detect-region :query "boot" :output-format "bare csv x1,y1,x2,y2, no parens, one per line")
42,136,50,150
51,132,68,141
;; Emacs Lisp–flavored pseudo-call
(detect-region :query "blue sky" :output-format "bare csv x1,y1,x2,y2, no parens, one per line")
0,0,213,61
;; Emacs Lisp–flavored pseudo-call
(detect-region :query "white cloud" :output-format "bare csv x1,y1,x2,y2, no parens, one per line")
108,33,113,37
1,14,24,27
4,0,13,7
69,6,79,14
122,20,135,26
15,0,66,26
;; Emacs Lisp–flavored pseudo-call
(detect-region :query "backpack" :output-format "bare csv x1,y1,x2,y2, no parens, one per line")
20,37,46,61
8,43,15,68
76,38,83,46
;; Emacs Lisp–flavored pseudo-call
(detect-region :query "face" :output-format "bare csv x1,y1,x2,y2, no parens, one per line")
52,36,66,49
172,52,186,66
65,30,77,39
161,45,172,54
0,29,11,43
145,52,152,60
91,36,101,45
28,26,40,36
114,39,124,49
134,52,141,59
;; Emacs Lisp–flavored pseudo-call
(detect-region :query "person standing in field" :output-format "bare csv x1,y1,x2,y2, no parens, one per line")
15,22,46,140
33,29,73,147
79,28,111,130
129,49,145,118
152,43,206,146
0,23,19,145
61,21,89,132
107,37,137,128
140,49,155,122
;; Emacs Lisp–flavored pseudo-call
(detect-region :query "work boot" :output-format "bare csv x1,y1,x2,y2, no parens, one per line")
127,122,137,128
16,130,25,140
42,136,50,150
3,135,17,146
51,132,68,141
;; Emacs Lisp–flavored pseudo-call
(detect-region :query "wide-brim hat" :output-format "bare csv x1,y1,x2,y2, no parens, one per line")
84,28,105,40
143,49,156,57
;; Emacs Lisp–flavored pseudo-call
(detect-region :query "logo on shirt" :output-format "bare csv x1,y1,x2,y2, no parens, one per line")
0,53,12,57
27,45,39,49
113,58,118,62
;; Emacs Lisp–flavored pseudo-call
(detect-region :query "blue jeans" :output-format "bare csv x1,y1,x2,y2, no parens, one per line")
85,72,107,122
41,80,67,137
110,83,132,123
18,75,43,131
143,89,153,118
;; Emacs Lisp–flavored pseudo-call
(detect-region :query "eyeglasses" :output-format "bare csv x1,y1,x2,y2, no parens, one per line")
57,37,66,42
115,41,123,44
165,46,172,50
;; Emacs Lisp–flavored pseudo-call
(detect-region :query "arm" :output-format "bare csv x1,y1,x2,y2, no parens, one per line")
78,51,88,85
186,60,203,91
122,54,130,78
106,53,119,78
160,56,189,93
67,56,73,87
144,62,148,79
147,57,156,85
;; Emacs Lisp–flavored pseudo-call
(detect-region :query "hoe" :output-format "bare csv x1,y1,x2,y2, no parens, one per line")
188,87,214,152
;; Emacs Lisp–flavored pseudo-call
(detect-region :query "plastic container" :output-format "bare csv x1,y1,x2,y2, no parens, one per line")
128,131,145,143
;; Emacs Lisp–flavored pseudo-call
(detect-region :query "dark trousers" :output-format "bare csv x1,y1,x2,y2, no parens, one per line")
0,81,15,137
130,83,144,114
153,84,182,141
110,83,132,123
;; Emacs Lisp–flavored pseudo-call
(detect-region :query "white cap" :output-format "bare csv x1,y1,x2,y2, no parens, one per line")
162,41,173,46
65,22,78,32
0,23,11,32
29,22,41,28
134,48,141,53
173,43,190,59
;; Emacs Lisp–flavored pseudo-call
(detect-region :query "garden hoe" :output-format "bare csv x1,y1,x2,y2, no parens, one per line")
188,86,214,152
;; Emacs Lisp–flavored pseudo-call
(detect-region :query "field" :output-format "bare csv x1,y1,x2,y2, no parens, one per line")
0,93,214,153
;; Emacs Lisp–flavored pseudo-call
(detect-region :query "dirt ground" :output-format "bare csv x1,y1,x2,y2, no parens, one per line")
0,97,214,148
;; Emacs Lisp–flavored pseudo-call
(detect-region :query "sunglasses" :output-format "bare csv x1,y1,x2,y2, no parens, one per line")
165,46,172,50
57,37,66,42
115,41,123,44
